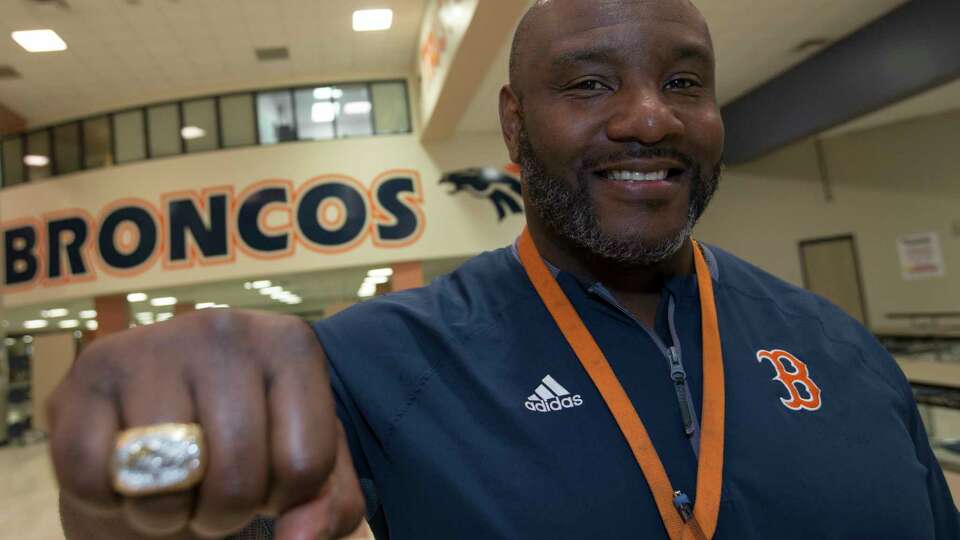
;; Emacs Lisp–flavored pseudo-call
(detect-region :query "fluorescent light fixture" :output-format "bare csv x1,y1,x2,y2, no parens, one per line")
150,297,178,307
343,101,372,115
364,275,389,285
58,319,80,329
12,29,67,52
312,102,337,123
23,154,50,167
41,308,69,318
196,302,217,309
180,126,206,140
127,292,148,302
135,312,154,319
85,320,98,331
260,286,283,295
79,310,97,319
285,297,303,305
23,335,33,343
24,319,49,329
368,268,394,278
353,9,393,31
251,280,272,289
156,313,174,322
313,87,343,100
213,303,230,309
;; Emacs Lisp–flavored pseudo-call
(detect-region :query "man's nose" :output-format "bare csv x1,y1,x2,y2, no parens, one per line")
605,87,685,145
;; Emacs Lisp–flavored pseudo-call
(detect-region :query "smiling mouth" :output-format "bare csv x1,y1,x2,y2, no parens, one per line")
598,168,686,182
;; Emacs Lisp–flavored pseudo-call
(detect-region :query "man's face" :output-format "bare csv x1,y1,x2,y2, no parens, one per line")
505,0,725,265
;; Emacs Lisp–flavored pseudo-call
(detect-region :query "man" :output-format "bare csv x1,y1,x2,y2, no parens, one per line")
49,0,959,539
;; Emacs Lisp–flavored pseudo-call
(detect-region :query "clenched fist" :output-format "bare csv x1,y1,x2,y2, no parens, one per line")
46,309,365,539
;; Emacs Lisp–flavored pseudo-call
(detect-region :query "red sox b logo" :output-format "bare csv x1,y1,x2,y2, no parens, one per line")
756,349,822,411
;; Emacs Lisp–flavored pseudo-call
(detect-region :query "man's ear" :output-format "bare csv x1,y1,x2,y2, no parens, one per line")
499,84,522,164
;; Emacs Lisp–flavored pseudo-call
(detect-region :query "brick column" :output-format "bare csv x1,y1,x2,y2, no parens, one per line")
391,261,424,292
94,293,130,337
174,302,195,316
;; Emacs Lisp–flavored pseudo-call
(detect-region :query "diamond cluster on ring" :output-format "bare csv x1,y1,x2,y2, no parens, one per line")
114,425,203,493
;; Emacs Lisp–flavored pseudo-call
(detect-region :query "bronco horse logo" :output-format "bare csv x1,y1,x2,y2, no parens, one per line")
440,164,524,222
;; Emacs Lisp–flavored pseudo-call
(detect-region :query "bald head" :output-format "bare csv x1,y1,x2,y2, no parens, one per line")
508,0,711,100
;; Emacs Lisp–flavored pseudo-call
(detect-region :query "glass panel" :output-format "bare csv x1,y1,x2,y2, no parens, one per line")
114,110,146,164
335,84,373,138
219,93,256,148
147,104,181,158
26,130,52,180
182,98,218,153
53,122,82,175
294,87,336,141
1,137,25,187
83,116,112,168
256,90,296,144
371,81,410,134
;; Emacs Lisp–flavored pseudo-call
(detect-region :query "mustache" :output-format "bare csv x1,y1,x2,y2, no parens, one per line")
580,146,697,172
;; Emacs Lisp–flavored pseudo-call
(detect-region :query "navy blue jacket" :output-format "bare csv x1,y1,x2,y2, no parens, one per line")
313,244,959,539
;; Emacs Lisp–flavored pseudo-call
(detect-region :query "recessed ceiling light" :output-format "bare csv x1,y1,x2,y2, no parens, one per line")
79,310,97,319
251,280,272,289
40,308,68,318
150,297,178,307
127,292,148,302
368,268,394,277
353,9,393,32
12,29,67,52
364,275,389,285
313,87,343,100
180,126,206,140
24,319,49,329
85,320,98,331
357,283,377,298
196,302,216,309
23,154,50,167
58,319,80,329
343,101,372,115
260,286,283,295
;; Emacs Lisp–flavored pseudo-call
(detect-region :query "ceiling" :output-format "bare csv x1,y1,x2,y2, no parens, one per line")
0,0,426,126
457,0,909,133
0,256,469,334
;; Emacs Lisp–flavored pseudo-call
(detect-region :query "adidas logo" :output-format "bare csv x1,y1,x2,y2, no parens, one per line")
524,375,584,413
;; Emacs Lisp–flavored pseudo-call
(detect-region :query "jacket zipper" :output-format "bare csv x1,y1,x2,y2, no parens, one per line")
588,285,701,453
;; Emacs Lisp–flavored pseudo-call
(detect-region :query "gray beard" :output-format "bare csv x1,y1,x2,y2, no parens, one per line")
519,128,721,267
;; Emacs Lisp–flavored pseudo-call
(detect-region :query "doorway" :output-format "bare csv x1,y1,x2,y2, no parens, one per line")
798,235,869,326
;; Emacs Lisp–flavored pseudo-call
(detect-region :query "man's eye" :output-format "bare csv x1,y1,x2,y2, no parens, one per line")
665,78,701,90
570,80,608,91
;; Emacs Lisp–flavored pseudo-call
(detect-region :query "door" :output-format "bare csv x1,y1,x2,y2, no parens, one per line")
799,235,869,326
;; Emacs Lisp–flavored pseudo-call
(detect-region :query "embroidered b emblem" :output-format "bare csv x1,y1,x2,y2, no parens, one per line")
756,349,822,411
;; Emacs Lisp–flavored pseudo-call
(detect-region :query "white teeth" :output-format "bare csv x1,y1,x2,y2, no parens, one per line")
605,169,669,182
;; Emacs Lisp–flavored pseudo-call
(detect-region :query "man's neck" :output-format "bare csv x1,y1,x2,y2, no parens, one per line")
526,221,695,327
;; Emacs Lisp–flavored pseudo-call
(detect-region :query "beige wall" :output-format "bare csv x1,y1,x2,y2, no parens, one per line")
697,109,960,330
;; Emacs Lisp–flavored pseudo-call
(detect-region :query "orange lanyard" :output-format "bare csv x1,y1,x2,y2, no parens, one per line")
518,228,725,540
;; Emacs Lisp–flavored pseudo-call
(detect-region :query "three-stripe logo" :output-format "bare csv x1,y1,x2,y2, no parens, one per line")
525,375,584,413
